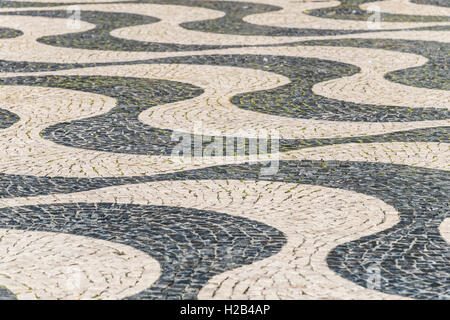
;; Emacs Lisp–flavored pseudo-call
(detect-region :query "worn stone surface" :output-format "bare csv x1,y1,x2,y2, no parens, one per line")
0,0,448,300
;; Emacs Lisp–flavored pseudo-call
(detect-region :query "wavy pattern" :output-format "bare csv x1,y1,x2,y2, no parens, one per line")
0,0,448,300
0,0,132,6
0,203,285,299
5,8,251,51
0,286,16,300
0,229,161,299
0,4,302,47
439,219,450,243
0,180,404,299
297,38,450,90
0,160,448,298
177,0,450,33
1,54,448,156
0,76,447,171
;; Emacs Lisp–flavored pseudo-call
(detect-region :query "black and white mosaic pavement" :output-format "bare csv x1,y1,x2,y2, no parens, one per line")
0,109,19,129
307,0,450,22
0,0,448,300
297,38,450,90
407,0,449,8
0,27,21,38
0,202,286,299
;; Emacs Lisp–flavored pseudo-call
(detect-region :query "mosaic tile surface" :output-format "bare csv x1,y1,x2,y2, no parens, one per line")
0,0,448,300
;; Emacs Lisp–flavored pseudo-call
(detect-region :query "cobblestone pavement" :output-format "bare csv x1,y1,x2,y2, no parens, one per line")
0,0,448,300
